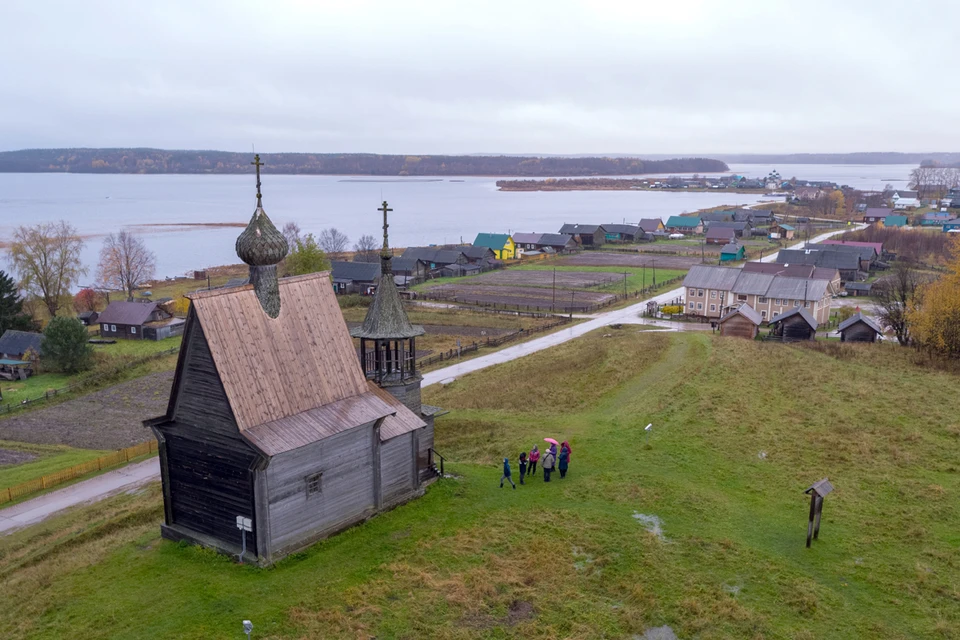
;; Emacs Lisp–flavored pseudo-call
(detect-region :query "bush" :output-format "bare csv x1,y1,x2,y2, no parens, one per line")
41,316,93,373
661,305,683,315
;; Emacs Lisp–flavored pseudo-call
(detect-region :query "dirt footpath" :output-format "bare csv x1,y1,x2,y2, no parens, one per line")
0,372,174,450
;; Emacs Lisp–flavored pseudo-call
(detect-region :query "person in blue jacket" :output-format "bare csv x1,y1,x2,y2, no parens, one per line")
500,457,516,489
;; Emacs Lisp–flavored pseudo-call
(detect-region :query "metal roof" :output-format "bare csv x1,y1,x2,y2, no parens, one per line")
537,233,574,246
637,218,663,232
603,224,641,235
705,221,749,230
719,303,762,325
331,261,381,283
666,216,702,227
473,233,511,250
769,306,818,330
683,265,741,290
96,301,161,326
706,226,737,241
512,232,543,245
766,276,828,301
863,207,892,218
838,312,882,334
462,245,495,259
0,330,43,357
720,242,744,254
559,223,606,235
401,247,466,265
732,272,775,295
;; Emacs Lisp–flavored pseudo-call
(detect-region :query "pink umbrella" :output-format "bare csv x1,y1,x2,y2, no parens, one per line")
544,437,559,446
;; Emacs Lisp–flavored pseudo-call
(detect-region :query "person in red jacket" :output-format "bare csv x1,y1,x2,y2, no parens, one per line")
528,446,540,477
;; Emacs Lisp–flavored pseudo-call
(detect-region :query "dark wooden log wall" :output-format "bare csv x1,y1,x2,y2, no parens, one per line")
418,420,435,483
782,315,815,341
381,432,417,505
265,422,377,555
165,430,259,549
719,315,758,339
841,322,877,343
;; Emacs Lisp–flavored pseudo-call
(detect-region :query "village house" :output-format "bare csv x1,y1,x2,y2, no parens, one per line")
839,312,883,343
884,215,908,227
146,165,439,565
775,244,874,282
472,233,516,260
700,212,735,223
97,301,185,341
559,224,608,247
390,257,429,282
943,218,960,233
769,307,818,341
718,303,762,339
637,218,664,234
603,224,643,243
77,310,99,326
704,220,752,238
893,197,921,210
331,261,380,295
664,216,703,234
720,242,745,262
536,233,577,252
748,209,776,225
461,245,498,265
512,232,543,252
794,186,823,201
0,329,43,364
401,247,468,271
682,264,833,324
863,207,892,223
705,226,737,245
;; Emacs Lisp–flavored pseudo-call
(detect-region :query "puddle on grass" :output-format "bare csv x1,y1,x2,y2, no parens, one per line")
571,545,598,573
632,512,665,540
635,625,679,640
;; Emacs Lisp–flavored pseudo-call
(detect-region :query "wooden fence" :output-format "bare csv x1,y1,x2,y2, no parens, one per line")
0,346,181,415
0,440,158,506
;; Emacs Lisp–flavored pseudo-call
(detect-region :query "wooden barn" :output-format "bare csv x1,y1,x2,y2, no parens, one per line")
718,304,762,339
838,312,883,343
146,164,439,565
770,307,818,341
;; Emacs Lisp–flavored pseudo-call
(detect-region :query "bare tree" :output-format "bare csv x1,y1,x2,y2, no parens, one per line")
96,230,157,301
353,234,379,262
318,227,349,258
872,263,927,346
7,221,86,317
282,221,301,247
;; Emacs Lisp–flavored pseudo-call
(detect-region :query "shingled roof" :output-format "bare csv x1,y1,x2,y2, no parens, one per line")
770,306,819,330
350,259,425,340
838,312,882,335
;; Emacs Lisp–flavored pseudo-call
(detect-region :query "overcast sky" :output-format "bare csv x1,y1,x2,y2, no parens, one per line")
4,0,960,155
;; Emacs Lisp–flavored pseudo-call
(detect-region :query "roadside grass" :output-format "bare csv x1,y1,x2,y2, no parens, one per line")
0,332,958,638
0,441,107,489
89,336,181,358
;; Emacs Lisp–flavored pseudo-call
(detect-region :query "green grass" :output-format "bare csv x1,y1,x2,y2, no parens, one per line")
89,336,182,358
1,332,958,638
0,441,107,489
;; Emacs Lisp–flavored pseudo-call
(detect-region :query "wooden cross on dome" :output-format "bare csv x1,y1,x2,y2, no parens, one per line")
379,200,393,254
252,154,264,206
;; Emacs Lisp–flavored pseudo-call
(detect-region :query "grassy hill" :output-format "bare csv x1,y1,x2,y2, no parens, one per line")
1,331,958,638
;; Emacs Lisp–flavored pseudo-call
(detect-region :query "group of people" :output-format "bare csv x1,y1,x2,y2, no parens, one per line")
500,441,571,488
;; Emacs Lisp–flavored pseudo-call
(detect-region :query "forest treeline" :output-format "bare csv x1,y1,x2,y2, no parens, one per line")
719,152,960,165
0,148,727,176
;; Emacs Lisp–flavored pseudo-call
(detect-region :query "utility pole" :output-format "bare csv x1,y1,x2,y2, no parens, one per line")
623,271,628,299
552,267,556,311
652,258,657,288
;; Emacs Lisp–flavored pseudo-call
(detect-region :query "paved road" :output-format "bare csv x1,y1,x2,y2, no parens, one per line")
0,458,159,535
0,225,863,534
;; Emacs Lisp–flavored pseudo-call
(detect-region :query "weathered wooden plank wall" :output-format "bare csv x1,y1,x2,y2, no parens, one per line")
265,422,376,554
381,433,416,505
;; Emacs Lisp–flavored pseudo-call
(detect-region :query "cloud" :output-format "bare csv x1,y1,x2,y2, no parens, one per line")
3,0,959,154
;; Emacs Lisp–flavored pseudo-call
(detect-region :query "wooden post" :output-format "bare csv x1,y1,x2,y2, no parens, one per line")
806,492,817,548
813,496,824,540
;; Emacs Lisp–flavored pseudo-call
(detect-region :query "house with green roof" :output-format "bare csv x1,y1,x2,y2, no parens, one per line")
720,242,745,262
884,215,908,228
665,216,703,234
473,233,516,260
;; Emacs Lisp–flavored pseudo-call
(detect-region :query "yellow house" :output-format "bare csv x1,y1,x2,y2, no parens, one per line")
473,233,516,260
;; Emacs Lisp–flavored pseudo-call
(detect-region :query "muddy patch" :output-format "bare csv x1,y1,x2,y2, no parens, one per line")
0,448,39,466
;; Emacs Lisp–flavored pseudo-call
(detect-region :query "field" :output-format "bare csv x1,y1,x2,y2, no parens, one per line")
0,441,107,489
422,283,615,311
468,269,625,288
555,252,701,270
0,371,173,449
2,331,958,638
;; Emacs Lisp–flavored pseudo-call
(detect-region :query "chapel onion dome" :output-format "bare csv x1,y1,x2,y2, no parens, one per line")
236,207,289,266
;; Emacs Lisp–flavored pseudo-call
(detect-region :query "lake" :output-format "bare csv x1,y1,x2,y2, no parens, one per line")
0,164,914,281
